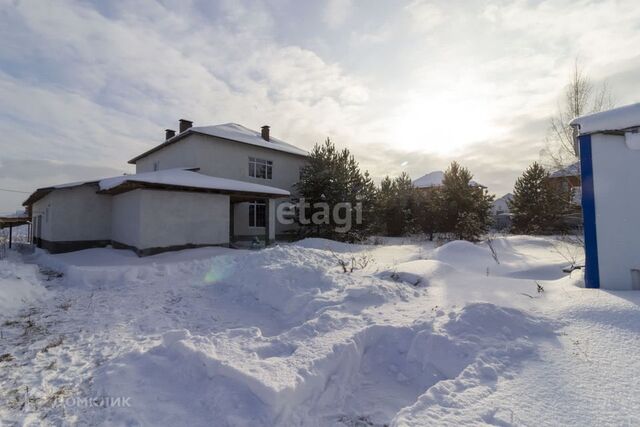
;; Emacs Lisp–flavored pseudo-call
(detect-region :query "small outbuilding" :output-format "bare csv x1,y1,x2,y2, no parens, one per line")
570,103,640,289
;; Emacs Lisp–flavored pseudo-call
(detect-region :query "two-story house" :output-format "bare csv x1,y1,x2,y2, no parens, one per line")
23,120,308,255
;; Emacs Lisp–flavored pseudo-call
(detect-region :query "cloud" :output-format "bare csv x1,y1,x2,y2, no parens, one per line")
323,0,353,29
0,158,126,214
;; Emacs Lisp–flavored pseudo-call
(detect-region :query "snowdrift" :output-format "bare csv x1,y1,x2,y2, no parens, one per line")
0,258,48,315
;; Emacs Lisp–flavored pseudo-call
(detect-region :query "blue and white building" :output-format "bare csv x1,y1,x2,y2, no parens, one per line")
570,103,640,290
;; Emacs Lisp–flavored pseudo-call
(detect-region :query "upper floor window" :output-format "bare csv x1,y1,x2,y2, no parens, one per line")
249,157,272,179
153,161,160,171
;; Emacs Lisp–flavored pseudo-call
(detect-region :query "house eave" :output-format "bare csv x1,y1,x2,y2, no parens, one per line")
97,180,290,199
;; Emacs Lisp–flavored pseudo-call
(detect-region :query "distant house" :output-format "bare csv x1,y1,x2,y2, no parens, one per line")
24,120,308,255
413,171,485,191
570,102,640,290
491,193,513,230
548,161,581,205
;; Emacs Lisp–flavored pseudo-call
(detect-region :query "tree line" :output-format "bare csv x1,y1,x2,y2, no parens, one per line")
296,139,494,242
295,138,578,242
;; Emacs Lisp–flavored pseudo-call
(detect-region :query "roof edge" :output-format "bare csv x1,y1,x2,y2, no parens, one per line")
128,128,308,164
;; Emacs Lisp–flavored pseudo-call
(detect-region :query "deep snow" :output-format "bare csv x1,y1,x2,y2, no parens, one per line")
1,236,639,426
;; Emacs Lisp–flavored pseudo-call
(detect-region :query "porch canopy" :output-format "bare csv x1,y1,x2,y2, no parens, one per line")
0,216,30,249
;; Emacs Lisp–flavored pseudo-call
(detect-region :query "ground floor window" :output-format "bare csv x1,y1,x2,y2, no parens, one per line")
249,201,266,227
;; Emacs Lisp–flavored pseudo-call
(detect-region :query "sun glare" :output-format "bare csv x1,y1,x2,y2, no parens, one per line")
390,90,502,155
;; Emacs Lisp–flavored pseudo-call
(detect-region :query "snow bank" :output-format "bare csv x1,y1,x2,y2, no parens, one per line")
432,240,494,271
0,259,48,316
292,238,367,253
378,259,456,286
93,301,559,426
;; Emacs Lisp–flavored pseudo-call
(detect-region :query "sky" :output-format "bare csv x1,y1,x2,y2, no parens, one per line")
1,0,639,213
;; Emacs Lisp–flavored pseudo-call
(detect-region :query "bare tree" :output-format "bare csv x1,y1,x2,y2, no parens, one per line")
544,59,614,169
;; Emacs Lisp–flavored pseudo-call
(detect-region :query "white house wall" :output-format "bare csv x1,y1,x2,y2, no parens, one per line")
591,133,640,289
135,134,307,194
111,190,143,249
134,189,230,250
32,185,111,243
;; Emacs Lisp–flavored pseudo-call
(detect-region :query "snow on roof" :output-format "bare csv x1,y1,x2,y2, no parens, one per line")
492,193,513,214
99,169,290,196
129,123,308,164
570,102,640,134
413,171,483,188
24,169,289,205
550,161,580,178
191,123,308,157
413,171,444,188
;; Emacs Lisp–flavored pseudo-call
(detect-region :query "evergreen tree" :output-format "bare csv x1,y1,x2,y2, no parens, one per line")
296,138,376,241
415,188,441,241
510,162,571,234
374,172,420,236
437,162,494,241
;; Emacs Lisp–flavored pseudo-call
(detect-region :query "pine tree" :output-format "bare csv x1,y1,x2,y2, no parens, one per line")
437,162,494,241
296,138,376,241
510,162,571,234
373,172,420,236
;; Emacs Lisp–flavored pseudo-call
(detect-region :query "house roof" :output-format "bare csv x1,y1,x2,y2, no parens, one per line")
128,123,308,164
550,161,580,178
24,169,290,206
99,169,290,196
570,102,640,134
413,171,484,188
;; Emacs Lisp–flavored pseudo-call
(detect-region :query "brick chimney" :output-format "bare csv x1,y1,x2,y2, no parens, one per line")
179,119,193,133
165,129,176,140
261,125,270,142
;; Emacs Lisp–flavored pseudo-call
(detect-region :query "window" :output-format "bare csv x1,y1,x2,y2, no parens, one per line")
153,161,160,171
249,157,272,179
249,202,266,227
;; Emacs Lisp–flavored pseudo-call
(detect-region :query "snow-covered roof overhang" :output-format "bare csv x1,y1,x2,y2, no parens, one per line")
128,123,308,164
23,169,290,206
570,102,640,135
98,169,290,198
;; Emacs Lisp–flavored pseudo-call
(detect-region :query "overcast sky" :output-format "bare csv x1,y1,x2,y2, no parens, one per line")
1,0,639,213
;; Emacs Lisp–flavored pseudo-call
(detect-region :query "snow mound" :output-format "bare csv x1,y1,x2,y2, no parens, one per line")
432,241,493,268
93,302,559,426
292,238,366,253
0,259,48,316
378,260,457,286
445,302,561,340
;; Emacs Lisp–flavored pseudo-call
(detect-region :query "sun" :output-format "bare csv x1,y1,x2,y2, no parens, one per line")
389,89,503,155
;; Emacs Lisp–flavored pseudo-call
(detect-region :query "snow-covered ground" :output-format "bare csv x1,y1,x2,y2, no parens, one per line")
1,236,639,426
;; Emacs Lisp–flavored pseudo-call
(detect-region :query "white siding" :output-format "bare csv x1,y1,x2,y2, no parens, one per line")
32,185,111,242
591,133,640,289
112,189,230,251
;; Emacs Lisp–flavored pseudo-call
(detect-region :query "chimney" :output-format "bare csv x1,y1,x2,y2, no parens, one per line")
165,129,176,140
179,119,193,133
261,125,270,142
